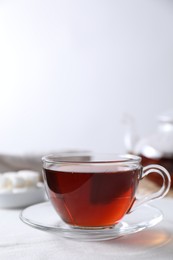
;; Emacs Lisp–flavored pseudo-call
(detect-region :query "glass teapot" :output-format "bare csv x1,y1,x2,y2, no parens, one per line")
123,111,173,188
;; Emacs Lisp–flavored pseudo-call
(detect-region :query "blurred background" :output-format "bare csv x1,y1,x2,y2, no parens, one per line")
0,0,173,155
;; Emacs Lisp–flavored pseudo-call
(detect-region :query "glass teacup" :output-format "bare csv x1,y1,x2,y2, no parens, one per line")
42,153,170,229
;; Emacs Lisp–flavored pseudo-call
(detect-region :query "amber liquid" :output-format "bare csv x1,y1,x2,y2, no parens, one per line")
141,155,173,188
43,167,140,227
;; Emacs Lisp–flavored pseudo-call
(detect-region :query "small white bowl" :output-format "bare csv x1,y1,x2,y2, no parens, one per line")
0,183,46,209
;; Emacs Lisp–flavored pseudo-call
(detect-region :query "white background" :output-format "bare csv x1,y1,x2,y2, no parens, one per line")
0,0,173,155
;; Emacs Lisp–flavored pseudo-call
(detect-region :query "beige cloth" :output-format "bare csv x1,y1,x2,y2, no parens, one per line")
139,178,173,198
0,153,43,173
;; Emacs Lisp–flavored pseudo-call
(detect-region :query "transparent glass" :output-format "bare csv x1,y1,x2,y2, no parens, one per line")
133,112,173,188
41,153,170,230
20,201,163,241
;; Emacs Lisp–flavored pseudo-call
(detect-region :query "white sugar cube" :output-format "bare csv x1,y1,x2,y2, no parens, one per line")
18,170,40,187
0,175,11,190
4,172,26,188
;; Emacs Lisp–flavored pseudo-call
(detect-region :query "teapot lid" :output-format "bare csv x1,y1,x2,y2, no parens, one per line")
134,110,173,158
158,110,173,124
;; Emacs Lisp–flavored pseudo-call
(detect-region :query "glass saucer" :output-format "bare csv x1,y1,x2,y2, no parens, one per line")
20,202,163,241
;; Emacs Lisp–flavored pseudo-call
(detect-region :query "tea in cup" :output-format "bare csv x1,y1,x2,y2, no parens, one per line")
42,153,170,229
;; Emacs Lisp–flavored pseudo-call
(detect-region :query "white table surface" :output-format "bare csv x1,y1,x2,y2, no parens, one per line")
0,198,173,260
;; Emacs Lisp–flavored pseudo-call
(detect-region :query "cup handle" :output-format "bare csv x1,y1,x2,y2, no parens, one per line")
129,164,171,213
